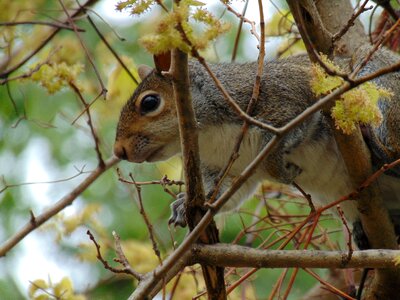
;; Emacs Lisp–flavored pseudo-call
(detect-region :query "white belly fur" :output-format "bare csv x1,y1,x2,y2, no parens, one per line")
198,124,399,222
287,136,360,222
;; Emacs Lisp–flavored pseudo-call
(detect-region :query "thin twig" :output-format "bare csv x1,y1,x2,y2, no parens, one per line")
208,0,267,206
112,231,142,279
221,1,260,42
0,20,85,31
5,82,18,115
117,169,184,199
0,0,99,78
332,0,372,45
336,205,353,262
69,82,105,168
0,166,88,194
87,230,141,278
0,156,119,257
128,173,163,265
293,182,315,213
58,0,107,98
276,37,301,57
155,0,169,13
351,16,400,77
82,7,126,41
303,268,356,300
231,0,249,62
70,91,103,125
86,15,138,85
117,171,184,188
28,281,58,298
0,47,61,85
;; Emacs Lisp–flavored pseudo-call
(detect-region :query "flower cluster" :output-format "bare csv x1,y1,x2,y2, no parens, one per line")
31,62,83,94
311,55,392,134
116,0,230,54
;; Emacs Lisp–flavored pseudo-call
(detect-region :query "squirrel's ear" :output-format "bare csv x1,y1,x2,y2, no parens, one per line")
154,51,171,73
138,65,153,80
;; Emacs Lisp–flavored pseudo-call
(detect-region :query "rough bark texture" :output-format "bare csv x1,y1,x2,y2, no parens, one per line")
287,1,400,299
171,49,227,300
191,244,400,269
315,0,367,55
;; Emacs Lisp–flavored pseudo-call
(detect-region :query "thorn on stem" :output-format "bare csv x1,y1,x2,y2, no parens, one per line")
30,210,37,226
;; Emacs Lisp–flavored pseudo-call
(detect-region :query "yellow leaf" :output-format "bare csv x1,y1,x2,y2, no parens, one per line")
53,277,73,298
30,62,84,94
310,58,344,96
29,279,48,297
331,82,391,134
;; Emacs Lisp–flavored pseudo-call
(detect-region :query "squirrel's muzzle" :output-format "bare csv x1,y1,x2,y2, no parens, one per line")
113,134,157,163
114,142,129,160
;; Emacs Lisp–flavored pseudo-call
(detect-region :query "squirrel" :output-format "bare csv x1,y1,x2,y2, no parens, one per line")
114,46,400,249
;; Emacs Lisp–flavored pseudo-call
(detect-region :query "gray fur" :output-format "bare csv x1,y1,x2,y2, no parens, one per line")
353,46,400,176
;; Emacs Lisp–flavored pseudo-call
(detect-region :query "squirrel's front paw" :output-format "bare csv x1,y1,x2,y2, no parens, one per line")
168,192,187,227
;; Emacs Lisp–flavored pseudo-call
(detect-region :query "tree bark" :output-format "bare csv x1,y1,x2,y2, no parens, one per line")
191,244,400,269
171,49,226,300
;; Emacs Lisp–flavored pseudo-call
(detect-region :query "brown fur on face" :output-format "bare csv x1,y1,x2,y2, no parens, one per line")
114,70,180,163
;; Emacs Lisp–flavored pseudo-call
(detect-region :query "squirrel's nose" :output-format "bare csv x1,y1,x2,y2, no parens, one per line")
114,142,128,160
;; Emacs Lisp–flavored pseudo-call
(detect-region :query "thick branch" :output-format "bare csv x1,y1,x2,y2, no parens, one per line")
192,244,400,269
315,0,368,54
171,48,226,299
128,49,227,300
128,250,192,300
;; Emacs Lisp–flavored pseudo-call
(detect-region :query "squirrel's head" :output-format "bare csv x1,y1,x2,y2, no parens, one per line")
114,62,180,163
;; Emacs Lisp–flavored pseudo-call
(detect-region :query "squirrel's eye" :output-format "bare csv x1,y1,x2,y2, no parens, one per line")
140,95,160,114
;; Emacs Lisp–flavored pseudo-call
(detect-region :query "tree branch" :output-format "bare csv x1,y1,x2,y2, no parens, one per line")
191,244,400,269
0,156,119,257
0,21,86,31
169,46,226,298
58,0,107,98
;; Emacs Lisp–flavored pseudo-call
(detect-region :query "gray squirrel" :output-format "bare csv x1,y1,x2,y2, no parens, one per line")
114,46,400,249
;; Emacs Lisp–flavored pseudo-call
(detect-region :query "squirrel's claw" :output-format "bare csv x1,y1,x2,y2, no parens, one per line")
168,193,187,227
